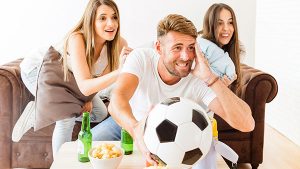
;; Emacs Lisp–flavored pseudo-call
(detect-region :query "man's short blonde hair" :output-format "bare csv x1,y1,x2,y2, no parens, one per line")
157,14,198,39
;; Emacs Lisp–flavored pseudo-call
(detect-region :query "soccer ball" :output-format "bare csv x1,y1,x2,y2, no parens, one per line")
143,97,212,168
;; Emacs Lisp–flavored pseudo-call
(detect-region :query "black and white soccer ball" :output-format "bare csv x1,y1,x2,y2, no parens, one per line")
143,97,212,168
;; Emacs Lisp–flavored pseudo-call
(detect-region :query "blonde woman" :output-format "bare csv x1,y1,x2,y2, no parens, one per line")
12,0,132,157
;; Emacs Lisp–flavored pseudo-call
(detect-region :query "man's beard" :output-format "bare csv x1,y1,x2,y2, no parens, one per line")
163,60,192,78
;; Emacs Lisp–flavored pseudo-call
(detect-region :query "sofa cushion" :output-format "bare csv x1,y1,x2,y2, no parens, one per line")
35,47,96,130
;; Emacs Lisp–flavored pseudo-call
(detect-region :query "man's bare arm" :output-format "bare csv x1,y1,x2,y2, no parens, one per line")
108,73,139,136
108,72,157,165
208,78,255,132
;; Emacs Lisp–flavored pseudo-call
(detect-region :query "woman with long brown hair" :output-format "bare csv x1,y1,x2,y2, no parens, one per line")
199,3,245,95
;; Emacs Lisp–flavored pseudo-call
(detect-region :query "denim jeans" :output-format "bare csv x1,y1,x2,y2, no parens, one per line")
52,117,76,158
91,116,121,141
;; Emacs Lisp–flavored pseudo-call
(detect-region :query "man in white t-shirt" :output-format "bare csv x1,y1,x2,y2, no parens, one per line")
95,14,254,165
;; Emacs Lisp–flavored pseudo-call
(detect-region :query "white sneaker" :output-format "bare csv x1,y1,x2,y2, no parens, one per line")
12,101,35,142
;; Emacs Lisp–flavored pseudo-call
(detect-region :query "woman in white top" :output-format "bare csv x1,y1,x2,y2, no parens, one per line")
12,0,132,158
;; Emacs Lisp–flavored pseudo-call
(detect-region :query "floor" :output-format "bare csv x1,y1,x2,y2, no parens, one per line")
15,124,300,169
217,124,300,169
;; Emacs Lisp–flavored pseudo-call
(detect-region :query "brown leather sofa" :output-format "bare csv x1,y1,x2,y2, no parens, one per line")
0,59,278,169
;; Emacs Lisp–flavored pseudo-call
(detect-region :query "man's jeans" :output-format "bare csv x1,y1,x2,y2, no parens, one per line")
91,116,122,141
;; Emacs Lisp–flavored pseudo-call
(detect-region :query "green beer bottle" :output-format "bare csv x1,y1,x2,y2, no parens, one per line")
78,112,92,162
121,128,133,155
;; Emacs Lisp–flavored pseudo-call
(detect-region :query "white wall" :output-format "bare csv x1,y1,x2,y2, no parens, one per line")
0,0,255,66
256,0,300,146
0,0,89,64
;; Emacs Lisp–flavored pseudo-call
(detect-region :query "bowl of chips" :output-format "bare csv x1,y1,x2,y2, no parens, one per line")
88,143,124,169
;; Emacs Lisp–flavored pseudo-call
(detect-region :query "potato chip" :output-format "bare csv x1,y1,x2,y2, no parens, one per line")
91,143,122,159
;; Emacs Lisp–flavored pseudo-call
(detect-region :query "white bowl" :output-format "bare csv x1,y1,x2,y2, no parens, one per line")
88,145,124,169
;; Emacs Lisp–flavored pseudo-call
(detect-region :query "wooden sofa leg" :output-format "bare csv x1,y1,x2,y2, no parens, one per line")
251,163,259,169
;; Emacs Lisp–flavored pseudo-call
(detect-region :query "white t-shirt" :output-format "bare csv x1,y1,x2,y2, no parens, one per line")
122,48,216,121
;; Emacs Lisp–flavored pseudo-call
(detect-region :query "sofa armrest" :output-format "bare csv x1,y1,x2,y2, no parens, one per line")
0,59,33,168
215,64,278,166
0,59,34,123
239,64,278,122
238,64,278,164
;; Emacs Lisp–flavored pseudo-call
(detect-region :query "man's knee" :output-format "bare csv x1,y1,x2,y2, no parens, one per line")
91,117,121,141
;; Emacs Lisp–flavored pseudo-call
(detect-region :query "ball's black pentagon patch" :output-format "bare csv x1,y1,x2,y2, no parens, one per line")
156,119,178,143
182,148,203,165
161,97,180,106
192,109,208,131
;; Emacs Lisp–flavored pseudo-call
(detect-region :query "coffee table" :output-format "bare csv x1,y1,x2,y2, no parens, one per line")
50,141,145,169
50,141,227,169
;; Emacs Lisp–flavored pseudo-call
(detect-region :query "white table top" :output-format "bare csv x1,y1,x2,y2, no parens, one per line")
50,141,227,169
50,141,145,169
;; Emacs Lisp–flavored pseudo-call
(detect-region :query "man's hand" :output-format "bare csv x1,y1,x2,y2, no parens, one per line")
132,118,158,166
192,44,214,82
